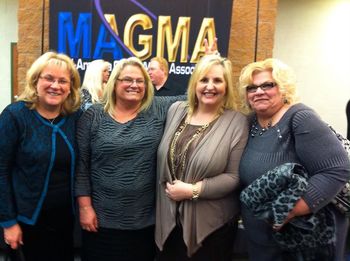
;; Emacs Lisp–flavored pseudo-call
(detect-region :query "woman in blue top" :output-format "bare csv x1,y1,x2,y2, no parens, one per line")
0,51,81,260
75,57,183,261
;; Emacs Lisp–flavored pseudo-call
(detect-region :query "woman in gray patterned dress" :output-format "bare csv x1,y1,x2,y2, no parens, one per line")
75,57,183,261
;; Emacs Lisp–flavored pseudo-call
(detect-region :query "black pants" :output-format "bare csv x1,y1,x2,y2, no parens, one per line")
81,225,156,261
157,220,237,261
14,206,74,261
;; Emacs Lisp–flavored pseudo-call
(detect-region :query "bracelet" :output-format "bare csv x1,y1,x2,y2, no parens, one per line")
192,184,200,200
79,205,92,211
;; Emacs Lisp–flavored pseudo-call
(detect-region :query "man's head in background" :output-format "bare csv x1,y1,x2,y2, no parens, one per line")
148,57,169,90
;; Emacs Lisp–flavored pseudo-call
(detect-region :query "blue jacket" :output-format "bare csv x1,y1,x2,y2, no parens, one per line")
0,101,80,228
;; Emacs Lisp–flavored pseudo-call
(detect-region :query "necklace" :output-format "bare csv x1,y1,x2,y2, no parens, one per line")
47,117,57,125
250,117,283,139
250,117,272,137
169,116,212,180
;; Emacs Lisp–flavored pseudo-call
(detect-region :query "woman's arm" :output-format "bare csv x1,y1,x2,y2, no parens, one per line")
0,108,19,227
293,109,350,213
0,107,23,249
75,108,95,197
78,196,98,232
199,125,248,199
75,107,99,232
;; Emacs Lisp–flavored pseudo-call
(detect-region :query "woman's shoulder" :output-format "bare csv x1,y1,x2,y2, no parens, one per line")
2,101,31,118
84,103,104,114
288,103,314,116
4,101,27,112
169,100,187,109
222,109,248,123
79,103,106,121
288,103,319,121
286,103,324,132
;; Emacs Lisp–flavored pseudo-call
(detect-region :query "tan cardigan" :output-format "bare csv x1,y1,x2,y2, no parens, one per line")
155,101,249,256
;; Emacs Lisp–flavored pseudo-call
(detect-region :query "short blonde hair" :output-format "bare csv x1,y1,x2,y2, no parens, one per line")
103,57,154,116
150,57,169,76
17,51,81,114
187,54,239,116
81,59,111,104
238,58,298,114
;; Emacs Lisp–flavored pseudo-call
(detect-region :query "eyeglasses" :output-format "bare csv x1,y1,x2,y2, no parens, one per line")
117,78,145,87
246,82,277,93
39,75,71,86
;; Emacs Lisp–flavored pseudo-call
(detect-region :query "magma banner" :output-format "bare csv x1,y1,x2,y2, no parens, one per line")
49,0,233,84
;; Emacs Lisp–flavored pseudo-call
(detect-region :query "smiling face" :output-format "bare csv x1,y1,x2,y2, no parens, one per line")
115,65,146,106
36,64,71,112
247,70,284,116
195,64,226,111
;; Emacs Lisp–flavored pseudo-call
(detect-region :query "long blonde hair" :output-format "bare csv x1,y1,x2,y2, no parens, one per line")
81,59,111,104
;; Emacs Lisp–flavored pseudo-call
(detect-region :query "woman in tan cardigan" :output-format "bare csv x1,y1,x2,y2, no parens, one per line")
155,54,249,260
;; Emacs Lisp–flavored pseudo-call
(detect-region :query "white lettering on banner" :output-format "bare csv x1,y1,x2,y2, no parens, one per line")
169,63,195,75
76,58,91,70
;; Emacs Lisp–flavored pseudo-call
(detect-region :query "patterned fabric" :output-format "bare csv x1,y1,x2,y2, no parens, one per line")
328,125,350,215
0,101,80,227
240,163,335,252
80,89,93,111
75,96,183,230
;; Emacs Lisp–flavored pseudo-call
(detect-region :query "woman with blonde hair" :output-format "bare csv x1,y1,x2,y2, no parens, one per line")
0,51,81,261
155,54,248,260
238,58,350,260
75,56,183,261
81,59,111,110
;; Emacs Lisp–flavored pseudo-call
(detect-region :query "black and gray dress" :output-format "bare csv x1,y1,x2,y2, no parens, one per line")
75,96,182,261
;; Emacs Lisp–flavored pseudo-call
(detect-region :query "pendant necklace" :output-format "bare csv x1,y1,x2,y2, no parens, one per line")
47,116,57,125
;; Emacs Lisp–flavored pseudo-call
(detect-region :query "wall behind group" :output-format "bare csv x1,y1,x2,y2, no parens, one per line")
13,0,276,109
2,0,349,138
274,0,350,135
0,0,18,111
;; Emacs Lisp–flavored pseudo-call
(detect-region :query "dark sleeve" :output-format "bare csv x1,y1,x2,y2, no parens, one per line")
153,95,186,122
75,107,97,197
292,109,350,212
0,107,19,227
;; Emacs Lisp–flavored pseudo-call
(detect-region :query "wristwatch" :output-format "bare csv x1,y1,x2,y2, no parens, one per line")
192,183,200,200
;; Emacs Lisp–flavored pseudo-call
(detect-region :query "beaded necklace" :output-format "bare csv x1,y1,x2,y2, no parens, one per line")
169,112,221,180
250,117,282,139
250,117,272,137
170,118,210,180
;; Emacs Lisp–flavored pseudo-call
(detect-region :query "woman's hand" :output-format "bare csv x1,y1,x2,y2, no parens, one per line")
165,180,203,201
273,198,311,231
79,205,98,232
4,224,23,249
204,37,218,55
